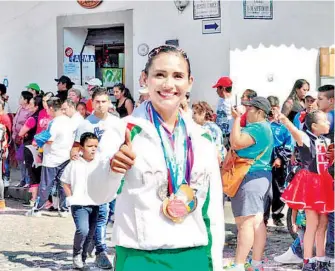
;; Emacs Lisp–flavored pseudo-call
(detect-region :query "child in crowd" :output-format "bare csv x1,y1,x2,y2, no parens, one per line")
265,96,294,226
192,101,225,163
278,109,334,271
61,132,100,269
77,102,89,119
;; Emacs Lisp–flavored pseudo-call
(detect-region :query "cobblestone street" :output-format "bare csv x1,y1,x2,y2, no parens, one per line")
0,197,307,271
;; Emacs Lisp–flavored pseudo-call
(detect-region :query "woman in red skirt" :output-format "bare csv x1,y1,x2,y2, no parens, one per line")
278,109,334,271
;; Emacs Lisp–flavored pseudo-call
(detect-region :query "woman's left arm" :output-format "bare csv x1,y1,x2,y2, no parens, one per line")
229,109,255,150
18,117,36,137
18,124,31,137
125,99,134,116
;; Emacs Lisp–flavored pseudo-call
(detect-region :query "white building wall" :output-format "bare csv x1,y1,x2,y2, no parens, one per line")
0,1,333,111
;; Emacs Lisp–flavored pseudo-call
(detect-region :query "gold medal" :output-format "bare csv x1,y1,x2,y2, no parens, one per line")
162,196,187,223
161,185,198,223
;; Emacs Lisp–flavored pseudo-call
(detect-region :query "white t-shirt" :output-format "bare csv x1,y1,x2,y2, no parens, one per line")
215,97,234,135
71,111,84,136
75,113,119,143
61,156,107,206
42,115,74,168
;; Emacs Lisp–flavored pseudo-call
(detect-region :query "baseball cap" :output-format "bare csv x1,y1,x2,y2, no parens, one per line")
138,88,149,95
85,78,102,87
55,75,74,85
26,83,40,92
305,91,318,100
212,76,233,88
242,96,271,115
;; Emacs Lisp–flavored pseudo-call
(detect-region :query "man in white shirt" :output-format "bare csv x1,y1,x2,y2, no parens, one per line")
26,97,74,217
61,99,84,136
71,87,121,269
212,76,234,150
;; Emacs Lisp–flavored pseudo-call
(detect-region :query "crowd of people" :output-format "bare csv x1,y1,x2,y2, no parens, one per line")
0,44,334,271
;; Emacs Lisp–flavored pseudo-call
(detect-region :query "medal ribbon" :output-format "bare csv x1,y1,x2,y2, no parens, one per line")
147,102,193,195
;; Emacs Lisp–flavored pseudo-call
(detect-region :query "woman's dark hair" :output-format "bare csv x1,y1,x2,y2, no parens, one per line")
21,91,33,103
114,83,135,104
43,92,54,98
76,101,87,109
31,95,44,113
243,89,257,100
144,45,191,79
0,84,7,95
80,132,98,147
305,110,323,131
267,96,280,107
287,79,310,102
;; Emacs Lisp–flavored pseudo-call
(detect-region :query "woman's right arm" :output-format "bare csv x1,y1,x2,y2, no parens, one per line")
281,99,293,117
277,110,305,146
230,108,255,150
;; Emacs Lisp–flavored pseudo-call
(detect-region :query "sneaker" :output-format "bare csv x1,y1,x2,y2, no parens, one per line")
25,209,41,217
244,260,264,271
316,261,331,271
95,251,113,269
223,263,245,270
3,177,10,187
273,218,285,227
73,254,84,269
274,247,303,264
23,200,36,207
23,184,30,189
302,262,317,271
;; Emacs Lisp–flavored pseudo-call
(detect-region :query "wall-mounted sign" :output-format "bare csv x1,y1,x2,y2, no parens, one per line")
202,19,221,34
243,0,273,20
193,0,221,20
77,0,102,9
65,47,73,57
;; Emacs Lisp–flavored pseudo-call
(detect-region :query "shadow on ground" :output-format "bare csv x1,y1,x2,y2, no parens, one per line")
0,250,73,270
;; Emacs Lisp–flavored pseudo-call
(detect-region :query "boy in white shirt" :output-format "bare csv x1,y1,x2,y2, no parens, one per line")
62,132,100,269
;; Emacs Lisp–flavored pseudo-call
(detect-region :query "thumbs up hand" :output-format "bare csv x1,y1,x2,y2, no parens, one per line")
110,129,136,173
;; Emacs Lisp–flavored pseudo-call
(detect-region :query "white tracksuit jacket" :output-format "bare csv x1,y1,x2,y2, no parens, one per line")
89,102,224,271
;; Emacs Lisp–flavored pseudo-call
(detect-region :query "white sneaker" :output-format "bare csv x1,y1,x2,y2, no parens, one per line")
274,247,303,264
3,178,10,187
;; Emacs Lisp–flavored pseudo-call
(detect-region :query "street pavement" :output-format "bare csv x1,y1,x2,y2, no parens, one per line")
0,169,306,270
0,200,305,271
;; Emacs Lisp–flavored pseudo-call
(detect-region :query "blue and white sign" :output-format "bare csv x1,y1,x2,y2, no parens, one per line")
69,54,95,63
202,19,221,34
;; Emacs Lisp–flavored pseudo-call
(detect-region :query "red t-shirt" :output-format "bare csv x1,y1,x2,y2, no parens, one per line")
86,99,93,114
0,113,12,132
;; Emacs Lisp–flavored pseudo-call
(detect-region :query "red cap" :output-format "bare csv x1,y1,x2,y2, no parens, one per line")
212,76,233,88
